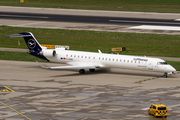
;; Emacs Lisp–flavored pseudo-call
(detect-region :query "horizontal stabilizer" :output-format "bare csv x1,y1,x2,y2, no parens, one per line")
36,61,49,69
6,33,31,38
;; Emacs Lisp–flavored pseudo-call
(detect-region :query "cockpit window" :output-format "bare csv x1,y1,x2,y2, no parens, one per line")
158,62,169,65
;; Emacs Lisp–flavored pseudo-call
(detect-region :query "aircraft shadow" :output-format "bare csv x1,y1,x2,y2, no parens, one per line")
49,68,166,78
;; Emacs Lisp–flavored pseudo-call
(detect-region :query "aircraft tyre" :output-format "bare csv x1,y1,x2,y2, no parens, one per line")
163,73,168,78
89,69,95,72
79,69,85,74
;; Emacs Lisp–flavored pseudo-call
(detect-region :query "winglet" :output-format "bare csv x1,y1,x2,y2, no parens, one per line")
36,61,49,69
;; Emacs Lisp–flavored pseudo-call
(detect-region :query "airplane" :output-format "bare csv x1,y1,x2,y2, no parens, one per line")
6,32,176,77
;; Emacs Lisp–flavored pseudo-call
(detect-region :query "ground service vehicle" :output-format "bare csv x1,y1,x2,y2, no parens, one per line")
148,104,167,118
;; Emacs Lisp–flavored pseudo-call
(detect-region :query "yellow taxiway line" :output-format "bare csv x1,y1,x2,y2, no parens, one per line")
0,101,31,120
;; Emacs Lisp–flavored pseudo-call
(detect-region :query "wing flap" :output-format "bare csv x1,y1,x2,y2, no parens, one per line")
37,61,96,70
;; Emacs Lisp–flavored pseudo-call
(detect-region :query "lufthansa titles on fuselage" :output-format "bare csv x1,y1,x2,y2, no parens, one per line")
133,58,148,62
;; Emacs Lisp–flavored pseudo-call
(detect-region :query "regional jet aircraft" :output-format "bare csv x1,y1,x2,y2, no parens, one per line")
6,32,176,77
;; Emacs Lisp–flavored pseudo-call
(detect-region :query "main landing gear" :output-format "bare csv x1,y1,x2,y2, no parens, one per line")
79,69,95,74
89,69,95,72
79,69,85,74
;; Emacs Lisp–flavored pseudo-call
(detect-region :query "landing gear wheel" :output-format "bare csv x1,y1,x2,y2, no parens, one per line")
89,69,95,72
79,69,85,74
163,73,168,78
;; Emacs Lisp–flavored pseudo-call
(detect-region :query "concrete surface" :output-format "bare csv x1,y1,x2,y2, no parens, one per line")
1,6,180,19
0,60,180,120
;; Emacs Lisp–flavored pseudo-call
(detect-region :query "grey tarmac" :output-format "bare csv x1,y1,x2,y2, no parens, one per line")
0,60,180,120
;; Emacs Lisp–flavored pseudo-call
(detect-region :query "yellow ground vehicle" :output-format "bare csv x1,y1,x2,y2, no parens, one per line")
148,104,167,118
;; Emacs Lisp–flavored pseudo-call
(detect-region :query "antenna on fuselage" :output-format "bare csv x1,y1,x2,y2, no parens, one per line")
98,49,102,54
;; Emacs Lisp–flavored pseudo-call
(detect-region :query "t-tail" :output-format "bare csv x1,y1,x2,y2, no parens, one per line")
6,32,49,61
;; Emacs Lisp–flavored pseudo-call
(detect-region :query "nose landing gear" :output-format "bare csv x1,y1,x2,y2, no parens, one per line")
163,73,167,78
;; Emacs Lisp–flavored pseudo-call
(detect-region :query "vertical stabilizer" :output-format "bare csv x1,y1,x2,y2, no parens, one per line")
6,32,42,52
6,32,49,61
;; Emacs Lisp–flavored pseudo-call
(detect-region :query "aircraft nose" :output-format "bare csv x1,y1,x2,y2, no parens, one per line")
170,66,176,72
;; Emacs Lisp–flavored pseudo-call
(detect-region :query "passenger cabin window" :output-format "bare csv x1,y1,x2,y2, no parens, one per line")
66,54,68,57
70,55,72,57
81,56,83,58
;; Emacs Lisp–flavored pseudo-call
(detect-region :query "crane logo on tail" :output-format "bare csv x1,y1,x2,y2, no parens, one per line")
28,39,36,49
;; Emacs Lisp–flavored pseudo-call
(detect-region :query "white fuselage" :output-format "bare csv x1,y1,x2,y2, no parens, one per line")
7,32,176,75
44,49,176,73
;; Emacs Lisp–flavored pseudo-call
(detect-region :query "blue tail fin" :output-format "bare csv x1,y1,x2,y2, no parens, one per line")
6,32,49,61
6,32,42,52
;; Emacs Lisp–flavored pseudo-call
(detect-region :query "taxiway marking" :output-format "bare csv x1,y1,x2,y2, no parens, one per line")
0,101,31,120
130,25,180,31
0,14,49,19
0,86,14,92
136,72,180,83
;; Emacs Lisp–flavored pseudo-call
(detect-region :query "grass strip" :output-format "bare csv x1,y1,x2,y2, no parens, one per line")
0,0,180,13
1,26,180,57
0,51,44,62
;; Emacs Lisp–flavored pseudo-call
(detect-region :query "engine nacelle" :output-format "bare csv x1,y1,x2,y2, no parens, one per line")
40,50,56,57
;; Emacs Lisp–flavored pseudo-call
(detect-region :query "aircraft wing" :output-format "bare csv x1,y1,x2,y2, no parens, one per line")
37,61,98,70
